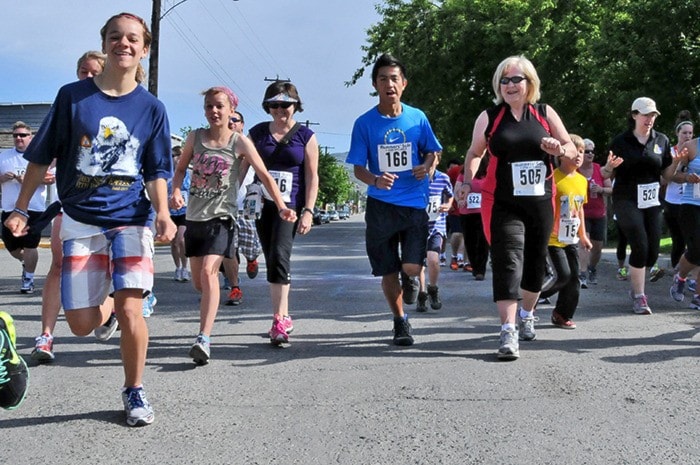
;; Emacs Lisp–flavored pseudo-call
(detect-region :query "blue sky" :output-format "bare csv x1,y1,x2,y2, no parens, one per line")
1,0,383,153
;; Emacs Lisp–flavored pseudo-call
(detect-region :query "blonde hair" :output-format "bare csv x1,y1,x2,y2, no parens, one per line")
569,134,584,150
76,51,106,78
492,55,541,105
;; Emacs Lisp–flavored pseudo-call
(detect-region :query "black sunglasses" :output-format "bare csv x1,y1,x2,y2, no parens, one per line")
267,102,293,109
12,133,30,138
230,117,242,123
584,150,595,154
499,76,527,85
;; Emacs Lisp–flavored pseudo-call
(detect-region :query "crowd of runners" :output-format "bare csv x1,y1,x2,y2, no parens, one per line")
2,11,699,428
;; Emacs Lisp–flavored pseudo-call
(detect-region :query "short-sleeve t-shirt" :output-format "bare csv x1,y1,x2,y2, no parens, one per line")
346,103,442,209
23,78,172,230
550,168,588,248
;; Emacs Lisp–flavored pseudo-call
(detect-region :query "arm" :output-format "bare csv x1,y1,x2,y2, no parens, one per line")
578,207,592,250
354,164,398,190
413,151,441,180
236,134,297,222
169,132,194,210
3,162,51,236
146,177,177,243
298,134,320,234
542,105,575,160
462,111,489,197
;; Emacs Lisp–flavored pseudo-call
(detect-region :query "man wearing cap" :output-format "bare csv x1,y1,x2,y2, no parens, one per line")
602,97,679,315
0,122,53,294
345,53,442,346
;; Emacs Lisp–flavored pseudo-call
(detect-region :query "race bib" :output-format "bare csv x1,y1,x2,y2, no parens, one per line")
243,183,263,220
637,182,660,209
262,170,293,203
511,161,546,196
378,142,413,172
558,217,580,244
466,192,482,209
426,195,441,221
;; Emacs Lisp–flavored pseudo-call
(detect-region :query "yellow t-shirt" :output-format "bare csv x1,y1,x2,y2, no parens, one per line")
550,168,588,247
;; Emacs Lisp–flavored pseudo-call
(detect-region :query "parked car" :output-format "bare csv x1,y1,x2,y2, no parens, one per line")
318,210,330,224
338,210,350,220
312,208,330,225
328,210,340,221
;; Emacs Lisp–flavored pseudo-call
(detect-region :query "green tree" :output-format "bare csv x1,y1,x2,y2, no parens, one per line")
317,148,353,207
350,0,700,163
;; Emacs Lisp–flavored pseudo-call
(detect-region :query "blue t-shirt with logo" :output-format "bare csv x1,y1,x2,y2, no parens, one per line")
346,103,442,209
24,78,172,229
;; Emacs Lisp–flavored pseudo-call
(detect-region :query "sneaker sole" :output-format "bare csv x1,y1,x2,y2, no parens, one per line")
189,345,210,365
126,413,154,427
497,350,520,361
690,303,700,311
31,349,55,362
633,308,653,315
650,269,665,282
393,336,414,346
225,300,242,306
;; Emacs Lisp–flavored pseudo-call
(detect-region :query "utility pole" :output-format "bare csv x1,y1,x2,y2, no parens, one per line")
148,0,161,96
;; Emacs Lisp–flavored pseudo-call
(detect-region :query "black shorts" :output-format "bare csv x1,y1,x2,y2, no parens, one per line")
364,196,428,276
426,231,444,254
584,216,606,242
447,215,462,235
1,210,43,251
184,217,238,258
171,214,187,228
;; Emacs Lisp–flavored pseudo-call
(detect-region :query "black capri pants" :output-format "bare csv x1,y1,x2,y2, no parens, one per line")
256,199,296,284
612,199,661,269
678,203,700,265
489,198,553,302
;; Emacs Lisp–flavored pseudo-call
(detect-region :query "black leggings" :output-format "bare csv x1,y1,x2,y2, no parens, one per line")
679,203,700,265
613,199,662,269
460,213,489,276
663,201,685,268
540,245,580,319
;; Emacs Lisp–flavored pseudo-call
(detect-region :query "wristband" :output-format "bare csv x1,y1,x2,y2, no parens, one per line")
301,207,314,216
12,207,30,219
373,176,379,187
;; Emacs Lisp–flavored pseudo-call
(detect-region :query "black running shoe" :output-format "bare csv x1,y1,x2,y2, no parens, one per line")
401,272,419,305
0,312,29,410
393,316,414,346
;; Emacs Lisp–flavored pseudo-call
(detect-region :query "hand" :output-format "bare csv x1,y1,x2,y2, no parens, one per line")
604,151,623,171
540,137,564,157
43,172,56,185
375,172,397,190
686,173,700,184
412,163,429,180
581,236,593,251
3,212,29,237
297,213,312,235
279,208,297,223
154,213,176,243
590,183,603,194
672,146,689,164
0,172,15,183
169,192,184,210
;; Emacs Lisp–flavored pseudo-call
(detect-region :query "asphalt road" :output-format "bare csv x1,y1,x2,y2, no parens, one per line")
1,215,699,465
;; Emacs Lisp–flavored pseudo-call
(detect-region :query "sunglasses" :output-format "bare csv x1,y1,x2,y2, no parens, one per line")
499,76,527,85
267,102,293,109
12,133,30,138
230,117,242,123
584,150,595,154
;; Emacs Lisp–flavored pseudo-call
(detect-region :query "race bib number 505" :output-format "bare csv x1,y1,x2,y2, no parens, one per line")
511,160,546,196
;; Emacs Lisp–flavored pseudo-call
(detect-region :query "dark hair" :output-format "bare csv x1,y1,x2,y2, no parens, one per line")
447,158,461,167
234,111,244,125
674,109,694,133
475,154,490,179
261,81,303,114
371,53,407,84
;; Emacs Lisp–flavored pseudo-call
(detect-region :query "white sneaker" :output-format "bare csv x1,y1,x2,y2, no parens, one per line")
181,269,191,282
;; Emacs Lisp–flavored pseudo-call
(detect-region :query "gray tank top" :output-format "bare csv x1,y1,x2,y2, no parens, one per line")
186,128,241,221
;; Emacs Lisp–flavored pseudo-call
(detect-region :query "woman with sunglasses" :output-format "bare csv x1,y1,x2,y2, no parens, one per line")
577,138,612,288
245,81,319,345
462,55,577,361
